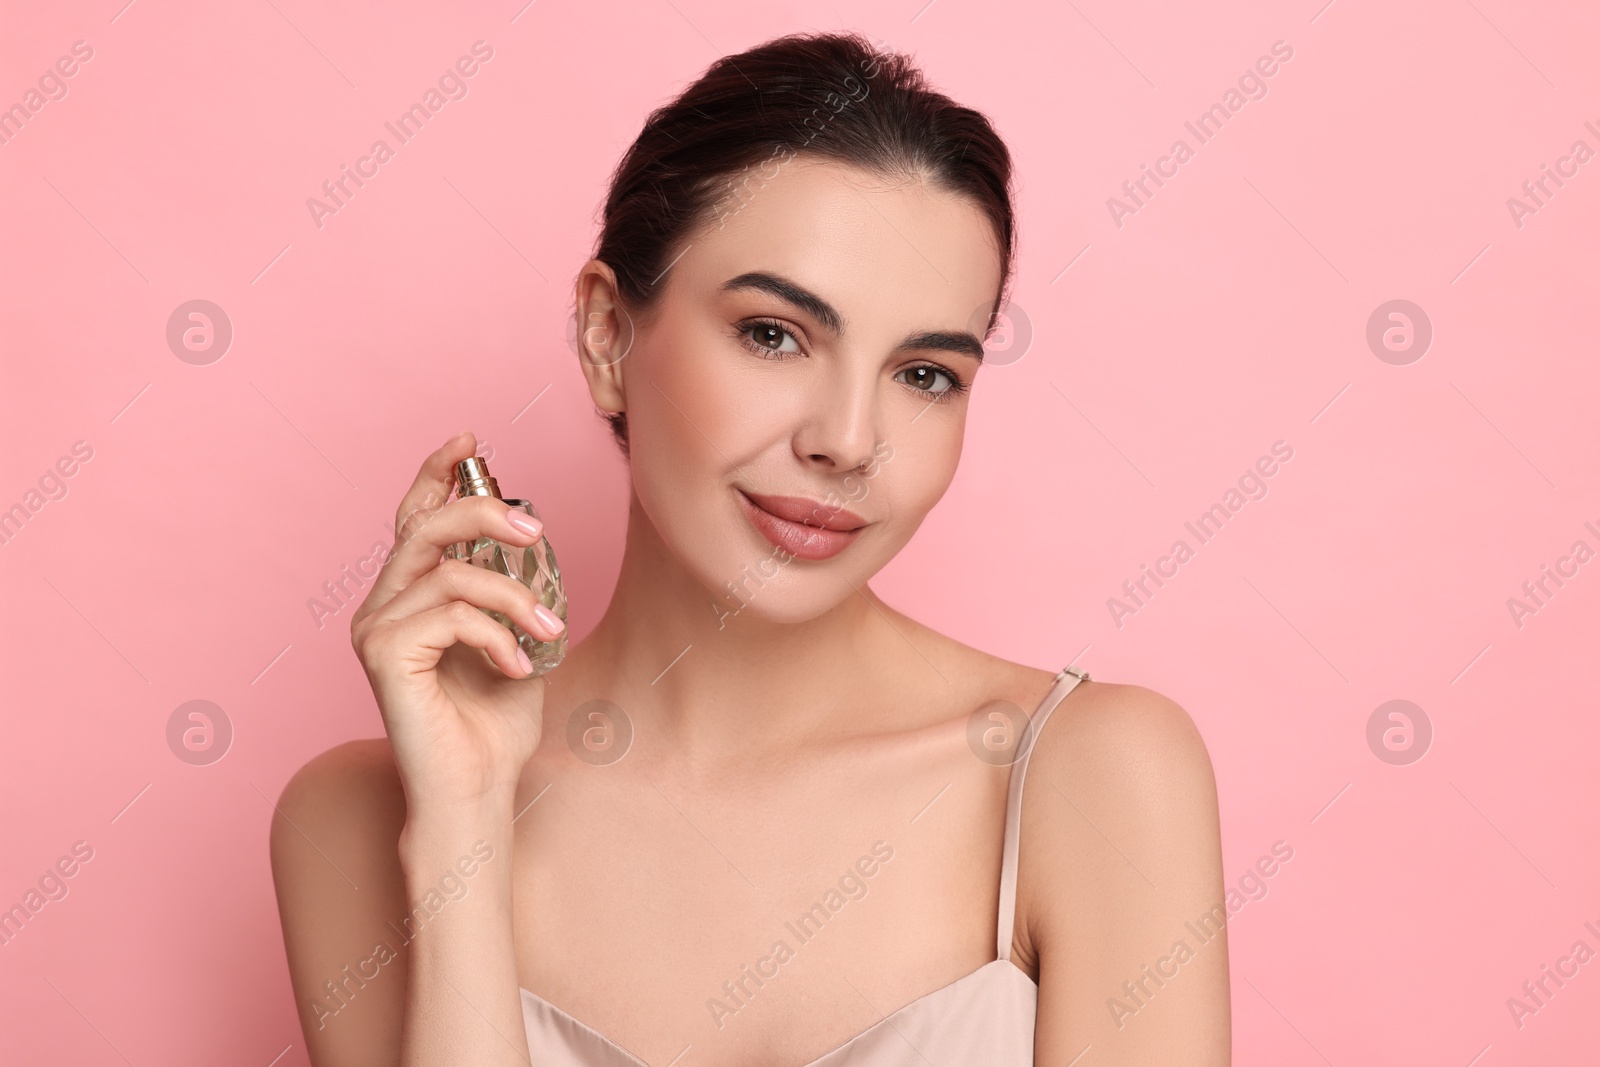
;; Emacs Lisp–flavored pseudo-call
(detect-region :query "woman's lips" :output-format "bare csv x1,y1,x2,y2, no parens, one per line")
735,489,865,561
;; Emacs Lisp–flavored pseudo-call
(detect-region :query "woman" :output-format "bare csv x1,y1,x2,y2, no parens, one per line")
271,30,1230,1067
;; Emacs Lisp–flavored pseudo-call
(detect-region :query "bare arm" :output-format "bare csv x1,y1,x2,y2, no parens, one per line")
269,740,410,1064
270,741,531,1067
271,431,563,1067
395,791,526,1067
1024,683,1231,1064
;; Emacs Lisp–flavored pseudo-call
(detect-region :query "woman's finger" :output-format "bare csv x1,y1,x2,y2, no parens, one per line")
363,598,534,681
393,430,479,545
362,494,544,608
373,557,566,642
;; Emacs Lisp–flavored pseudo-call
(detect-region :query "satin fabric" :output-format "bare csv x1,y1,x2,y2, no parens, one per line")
518,667,1090,1067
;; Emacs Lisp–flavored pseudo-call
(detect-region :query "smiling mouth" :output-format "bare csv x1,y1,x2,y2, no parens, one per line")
735,489,867,561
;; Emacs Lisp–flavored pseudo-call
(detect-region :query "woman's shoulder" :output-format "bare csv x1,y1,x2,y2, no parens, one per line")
276,737,404,814
954,638,1212,788
1032,678,1211,773
270,740,414,1054
1019,676,1217,834
1011,676,1222,967
269,738,407,883
918,638,1212,782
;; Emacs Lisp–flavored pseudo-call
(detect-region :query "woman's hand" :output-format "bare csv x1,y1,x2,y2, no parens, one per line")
349,430,566,815
274,431,555,1067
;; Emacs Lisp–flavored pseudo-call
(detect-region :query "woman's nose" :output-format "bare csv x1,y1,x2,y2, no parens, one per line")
793,371,878,472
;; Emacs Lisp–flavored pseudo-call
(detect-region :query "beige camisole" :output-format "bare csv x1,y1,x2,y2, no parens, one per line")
518,666,1092,1066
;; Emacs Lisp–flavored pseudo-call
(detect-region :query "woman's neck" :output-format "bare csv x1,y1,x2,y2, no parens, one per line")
562,491,909,761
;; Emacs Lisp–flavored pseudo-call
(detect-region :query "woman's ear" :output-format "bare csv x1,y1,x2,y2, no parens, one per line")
573,260,634,414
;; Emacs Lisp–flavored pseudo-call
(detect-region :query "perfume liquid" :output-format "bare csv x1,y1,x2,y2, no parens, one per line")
446,456,568,674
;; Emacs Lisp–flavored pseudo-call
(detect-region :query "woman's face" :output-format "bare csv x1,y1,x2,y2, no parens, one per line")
581,158,1004,623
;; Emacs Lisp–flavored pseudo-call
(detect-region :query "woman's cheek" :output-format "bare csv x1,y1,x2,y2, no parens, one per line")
878,437,959,529
691,365,802,457
623,350,713,515
648,325,755,441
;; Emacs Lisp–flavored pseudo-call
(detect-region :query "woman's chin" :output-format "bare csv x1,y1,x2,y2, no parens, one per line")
703,575,852,629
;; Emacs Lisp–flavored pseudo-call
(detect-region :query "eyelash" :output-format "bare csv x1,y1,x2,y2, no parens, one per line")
733,317,970,402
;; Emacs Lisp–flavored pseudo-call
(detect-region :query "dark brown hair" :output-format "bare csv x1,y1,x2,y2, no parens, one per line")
588,30,1016,454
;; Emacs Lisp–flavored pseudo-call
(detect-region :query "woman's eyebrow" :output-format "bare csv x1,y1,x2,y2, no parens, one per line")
899,328,986,362
719,270,986,361
721,271,845,333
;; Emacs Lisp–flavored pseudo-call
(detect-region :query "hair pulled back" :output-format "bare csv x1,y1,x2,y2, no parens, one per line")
589,30,1016,453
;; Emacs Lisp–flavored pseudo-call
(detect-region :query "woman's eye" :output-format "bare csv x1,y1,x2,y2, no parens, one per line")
896,365,957,396
741,320,802,356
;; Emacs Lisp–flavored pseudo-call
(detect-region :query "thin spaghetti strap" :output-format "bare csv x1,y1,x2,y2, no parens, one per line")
995,665,1090,962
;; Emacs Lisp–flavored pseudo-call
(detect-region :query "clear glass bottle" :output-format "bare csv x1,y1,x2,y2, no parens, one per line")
445,456,568,674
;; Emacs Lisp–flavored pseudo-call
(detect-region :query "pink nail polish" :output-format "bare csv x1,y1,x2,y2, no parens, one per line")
445,456,568,674
506,509,543,538
516,647,534,675
534,604,565,633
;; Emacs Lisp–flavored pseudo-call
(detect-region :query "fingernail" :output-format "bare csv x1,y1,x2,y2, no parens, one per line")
534,604,565,633
506,510,543,538
516,647,534,675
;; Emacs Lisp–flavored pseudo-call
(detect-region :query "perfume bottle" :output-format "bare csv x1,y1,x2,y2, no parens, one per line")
446,456,568,674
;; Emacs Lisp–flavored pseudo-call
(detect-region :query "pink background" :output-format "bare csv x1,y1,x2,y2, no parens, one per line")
3,0,1597,1062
